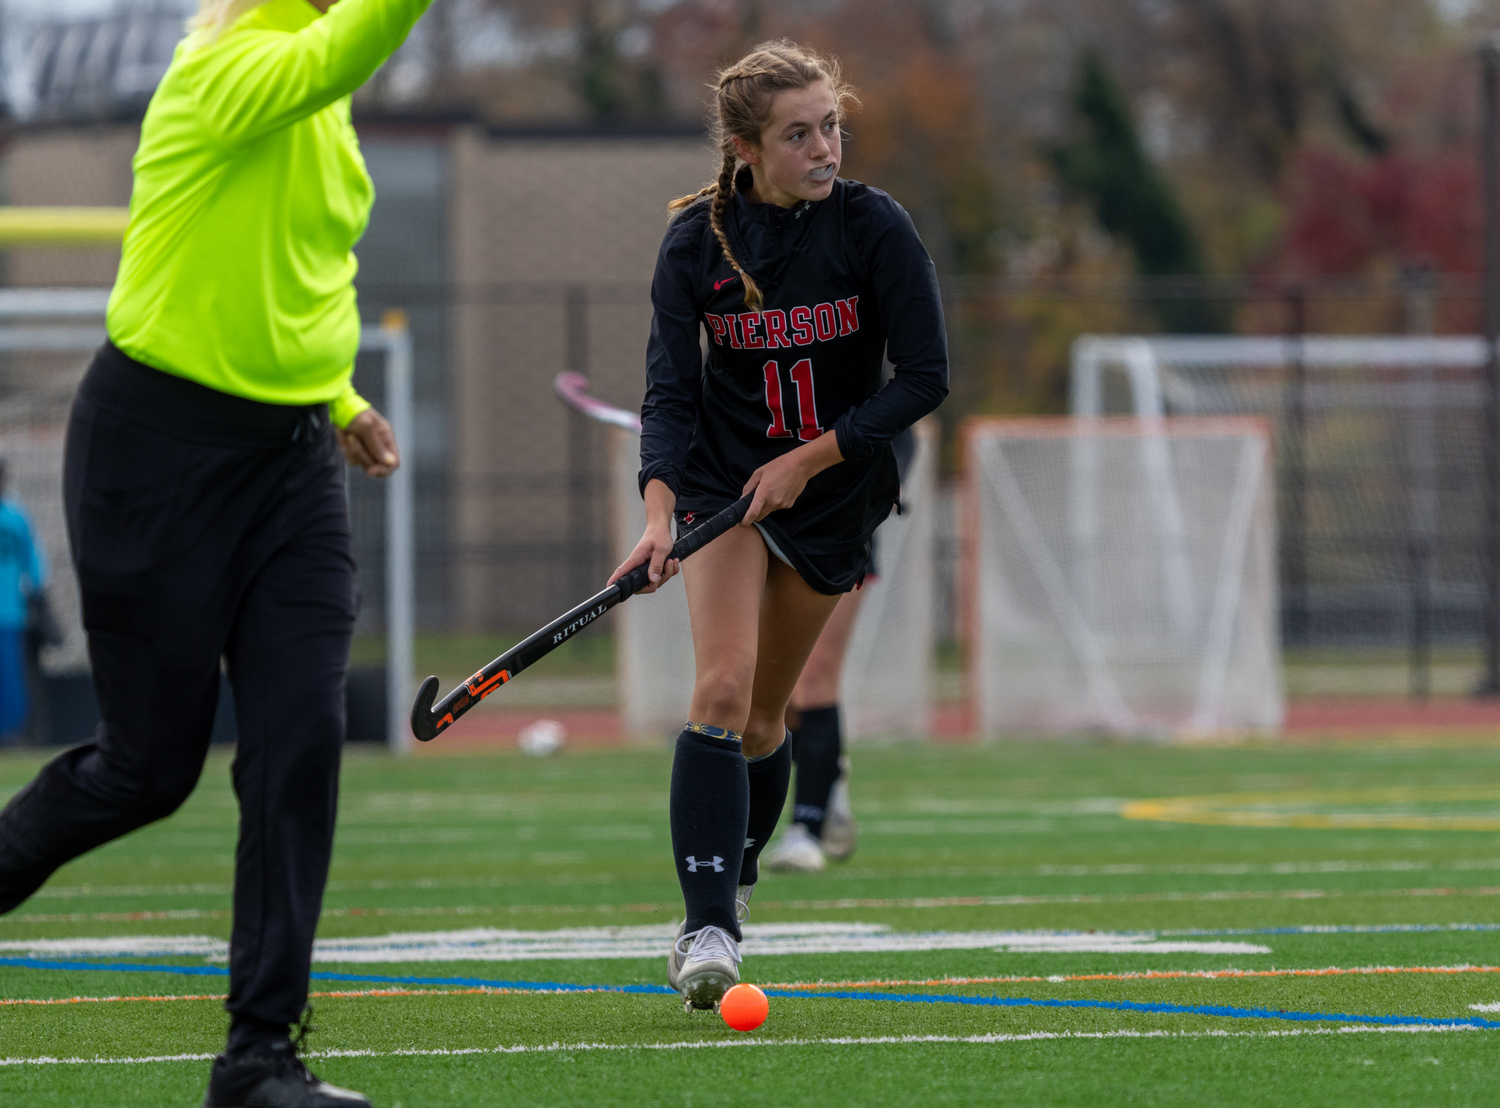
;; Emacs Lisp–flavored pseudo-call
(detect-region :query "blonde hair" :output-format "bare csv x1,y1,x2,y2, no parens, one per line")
670,40,858,311
189,0,271,39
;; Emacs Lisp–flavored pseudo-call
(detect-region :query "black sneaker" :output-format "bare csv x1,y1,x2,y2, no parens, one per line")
202,1041,370,1108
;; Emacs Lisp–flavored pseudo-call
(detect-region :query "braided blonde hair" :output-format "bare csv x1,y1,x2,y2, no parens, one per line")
189,0,271,39
670,40,858,311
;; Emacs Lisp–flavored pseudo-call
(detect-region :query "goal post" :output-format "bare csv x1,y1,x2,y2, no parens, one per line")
613,418,938,739
359,312,415,754
1070,334,1489,667
962,416,1282,737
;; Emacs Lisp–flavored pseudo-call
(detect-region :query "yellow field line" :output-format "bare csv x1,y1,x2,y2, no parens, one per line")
1123,787,1500,831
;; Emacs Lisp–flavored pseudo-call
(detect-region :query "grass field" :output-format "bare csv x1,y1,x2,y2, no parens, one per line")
1,736,1498,1106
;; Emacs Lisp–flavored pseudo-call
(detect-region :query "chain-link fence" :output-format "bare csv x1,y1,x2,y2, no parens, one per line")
363,273,1489,654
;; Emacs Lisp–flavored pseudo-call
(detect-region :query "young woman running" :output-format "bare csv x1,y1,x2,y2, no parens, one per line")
610,40,948,1011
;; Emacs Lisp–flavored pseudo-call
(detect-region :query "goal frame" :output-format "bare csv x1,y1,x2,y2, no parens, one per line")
961,414,1281,737
1070,334,1489,421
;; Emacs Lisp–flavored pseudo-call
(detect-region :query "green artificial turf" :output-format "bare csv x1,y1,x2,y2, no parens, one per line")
1,737,1498,1106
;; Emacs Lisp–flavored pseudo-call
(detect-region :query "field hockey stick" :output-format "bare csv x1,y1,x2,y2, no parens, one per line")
553,371,642,433
410,492,752,742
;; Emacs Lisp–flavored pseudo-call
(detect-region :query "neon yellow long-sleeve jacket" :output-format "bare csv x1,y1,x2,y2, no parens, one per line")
107,0,430,427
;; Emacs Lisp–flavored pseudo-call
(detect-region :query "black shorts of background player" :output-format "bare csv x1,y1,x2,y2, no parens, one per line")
609,40,948,1012
768,427,917,874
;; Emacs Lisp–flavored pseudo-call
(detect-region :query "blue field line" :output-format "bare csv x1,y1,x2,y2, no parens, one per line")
5,956,1500,1030
0,958,676,995
761,988,1500,1030
1162,923,1500,937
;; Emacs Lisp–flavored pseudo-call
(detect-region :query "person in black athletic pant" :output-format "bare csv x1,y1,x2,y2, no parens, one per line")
767,427,918,874
0,1,426,1104
609,39,948,1012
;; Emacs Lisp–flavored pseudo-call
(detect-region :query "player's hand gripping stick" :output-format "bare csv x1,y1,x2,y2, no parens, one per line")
410,494,753,742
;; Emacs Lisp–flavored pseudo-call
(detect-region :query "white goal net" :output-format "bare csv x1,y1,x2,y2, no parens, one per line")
613,418,937,739
964,416,1282,737
1070,335,1487,650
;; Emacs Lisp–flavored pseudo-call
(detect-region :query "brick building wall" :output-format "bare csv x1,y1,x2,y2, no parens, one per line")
446,127,709,628
0,119,712,631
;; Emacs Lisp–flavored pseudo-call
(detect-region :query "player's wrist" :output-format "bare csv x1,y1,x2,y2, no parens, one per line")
790,431,843,478
643,478,677,523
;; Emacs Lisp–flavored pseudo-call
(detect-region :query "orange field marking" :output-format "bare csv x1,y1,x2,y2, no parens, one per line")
0,987,507,1007
763,964,1500,990
7,965,1499,1007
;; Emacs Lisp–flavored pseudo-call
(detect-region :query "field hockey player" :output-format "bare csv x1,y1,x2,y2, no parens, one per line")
609,40,949,1013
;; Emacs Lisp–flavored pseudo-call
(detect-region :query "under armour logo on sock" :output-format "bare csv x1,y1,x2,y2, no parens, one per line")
685,855,724,873
745,837,755,848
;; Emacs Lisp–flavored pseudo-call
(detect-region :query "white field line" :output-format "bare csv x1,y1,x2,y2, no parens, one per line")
1471,1002,1500,1012
27,859,1500,901
1164,923,1500,937
0,1025,1484,1067
10,884,1500,927
0,925,1269,963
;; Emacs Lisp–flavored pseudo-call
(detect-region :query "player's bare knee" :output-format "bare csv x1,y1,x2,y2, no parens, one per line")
691,670,752,731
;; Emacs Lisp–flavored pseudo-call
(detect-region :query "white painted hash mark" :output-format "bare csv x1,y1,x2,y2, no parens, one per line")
1470,1002,1500,1012
0,924,1269,963
0,1025,1486,1067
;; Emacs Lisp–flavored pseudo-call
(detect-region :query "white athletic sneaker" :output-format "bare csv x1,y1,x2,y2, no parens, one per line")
821,756,858,861
667,924,741,1011
765,822,826,873
665,893,751,995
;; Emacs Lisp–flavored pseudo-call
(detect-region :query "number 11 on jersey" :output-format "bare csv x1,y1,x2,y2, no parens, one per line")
762,358,823,442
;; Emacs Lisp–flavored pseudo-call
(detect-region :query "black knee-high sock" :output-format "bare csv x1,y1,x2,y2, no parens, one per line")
670,724,748,939
791,705,842,840
739,731,792,888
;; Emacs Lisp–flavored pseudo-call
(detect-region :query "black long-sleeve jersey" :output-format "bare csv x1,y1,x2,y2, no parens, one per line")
639,171,948,589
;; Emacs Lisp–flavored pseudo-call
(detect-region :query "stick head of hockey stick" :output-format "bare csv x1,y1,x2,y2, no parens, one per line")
410,675,443,742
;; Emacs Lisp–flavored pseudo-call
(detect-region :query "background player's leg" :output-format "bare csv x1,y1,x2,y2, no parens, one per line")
787,589,864,843
672,524,768,937
0,392,226,914
221,438,356,1054
738,560,841,885
740,729,792,889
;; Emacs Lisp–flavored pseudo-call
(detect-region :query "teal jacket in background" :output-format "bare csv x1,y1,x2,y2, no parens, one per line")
0,501,45,630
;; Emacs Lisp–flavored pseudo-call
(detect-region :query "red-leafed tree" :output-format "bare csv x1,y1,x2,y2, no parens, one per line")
1277,146,1481,277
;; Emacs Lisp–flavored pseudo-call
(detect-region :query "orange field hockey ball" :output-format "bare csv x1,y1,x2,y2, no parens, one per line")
719,983,769,1031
